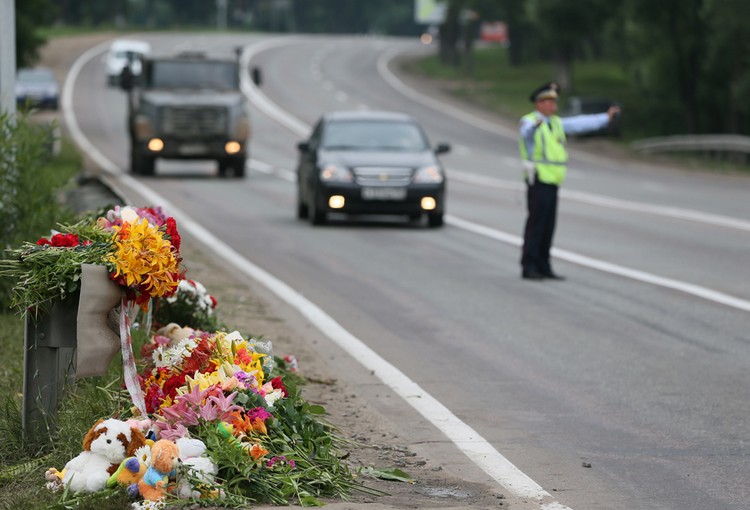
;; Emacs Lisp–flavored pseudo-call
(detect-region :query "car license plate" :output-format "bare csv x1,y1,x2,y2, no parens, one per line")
178,143,208,155
362,187,407,200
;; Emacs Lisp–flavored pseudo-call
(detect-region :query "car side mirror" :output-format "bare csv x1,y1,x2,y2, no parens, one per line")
435,143,451,155
297,141,311,153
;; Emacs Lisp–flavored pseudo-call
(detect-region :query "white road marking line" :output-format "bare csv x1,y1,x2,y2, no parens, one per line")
447,170,750,232
65,36,573,510
446,215,750,312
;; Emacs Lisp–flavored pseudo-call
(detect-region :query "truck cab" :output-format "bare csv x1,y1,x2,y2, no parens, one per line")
122,51,251,177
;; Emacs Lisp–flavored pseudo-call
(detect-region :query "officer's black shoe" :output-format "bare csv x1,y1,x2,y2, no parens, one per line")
542,272,566,281
522,270,545,280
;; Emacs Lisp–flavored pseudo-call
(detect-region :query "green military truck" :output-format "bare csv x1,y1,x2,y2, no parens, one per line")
121,51,252,177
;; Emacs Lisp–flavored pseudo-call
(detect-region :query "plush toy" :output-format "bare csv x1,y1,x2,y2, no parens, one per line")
138,439,180,501
174,437,220,499
106,443,152,497
155,323,195,344
53,418,147,493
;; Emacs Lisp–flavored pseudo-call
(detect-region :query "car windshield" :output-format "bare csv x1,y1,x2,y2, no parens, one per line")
322,120,428,152
17,69,55,84
148,60,238,90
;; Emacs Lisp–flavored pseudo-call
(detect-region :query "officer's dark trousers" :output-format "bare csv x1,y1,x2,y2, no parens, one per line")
521,180,558,275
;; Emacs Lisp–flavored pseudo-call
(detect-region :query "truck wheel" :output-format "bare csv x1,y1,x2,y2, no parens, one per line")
131,146,155,176
219,157,246,178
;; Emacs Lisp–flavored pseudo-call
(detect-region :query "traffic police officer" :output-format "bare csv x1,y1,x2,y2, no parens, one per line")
519,82,620,280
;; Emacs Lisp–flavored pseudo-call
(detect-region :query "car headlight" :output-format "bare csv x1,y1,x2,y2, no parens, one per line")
319,164,353,182
413,165,444,183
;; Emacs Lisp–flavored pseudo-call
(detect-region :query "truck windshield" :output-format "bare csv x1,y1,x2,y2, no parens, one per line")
149,60,238,90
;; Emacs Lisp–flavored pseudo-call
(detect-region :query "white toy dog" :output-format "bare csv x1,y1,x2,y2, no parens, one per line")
53,418,147,493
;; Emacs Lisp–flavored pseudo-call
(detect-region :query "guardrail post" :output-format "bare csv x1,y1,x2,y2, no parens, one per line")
22,291,79,441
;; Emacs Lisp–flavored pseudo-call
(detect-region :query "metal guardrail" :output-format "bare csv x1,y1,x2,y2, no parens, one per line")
631,134,750,155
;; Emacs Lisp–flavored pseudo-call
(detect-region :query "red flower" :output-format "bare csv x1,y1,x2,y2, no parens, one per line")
36,233,80,247
270,376,288,398
144,384,164,414
183,337,213,374
165,217,181,252
162,372,188,401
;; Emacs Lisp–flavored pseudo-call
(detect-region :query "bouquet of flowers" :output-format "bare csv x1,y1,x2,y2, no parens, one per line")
130,327,372,506
152,278,220,332
0,205,183,316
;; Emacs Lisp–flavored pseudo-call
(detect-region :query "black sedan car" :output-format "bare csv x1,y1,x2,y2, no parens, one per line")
15,67,60,111
296,111,450,227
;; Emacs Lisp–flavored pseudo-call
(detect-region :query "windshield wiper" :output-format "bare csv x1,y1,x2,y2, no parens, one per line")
322,145,363,151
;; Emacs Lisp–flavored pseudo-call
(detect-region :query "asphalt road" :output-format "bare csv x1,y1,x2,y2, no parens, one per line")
65,33,749,510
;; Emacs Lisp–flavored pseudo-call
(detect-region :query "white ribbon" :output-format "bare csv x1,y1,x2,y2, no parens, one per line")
119,294,147,415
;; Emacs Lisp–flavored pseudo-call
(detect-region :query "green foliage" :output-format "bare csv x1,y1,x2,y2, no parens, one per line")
0,222,112,317
409,46,631,123
15,0,58,67
0,114,80,309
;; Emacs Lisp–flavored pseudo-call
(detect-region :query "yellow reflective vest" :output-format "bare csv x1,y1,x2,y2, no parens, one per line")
519,113,568,185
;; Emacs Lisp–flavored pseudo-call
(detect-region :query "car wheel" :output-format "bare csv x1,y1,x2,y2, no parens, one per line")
427,212,444,228
297,186,309,219
309,190,326,225
219,157,246,178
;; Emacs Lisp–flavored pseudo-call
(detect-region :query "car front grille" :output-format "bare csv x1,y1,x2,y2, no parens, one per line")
353,167,412,186
161,106,227,137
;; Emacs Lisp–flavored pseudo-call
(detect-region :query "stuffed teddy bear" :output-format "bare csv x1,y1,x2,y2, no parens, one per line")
138,439,180,501
51,418,147,493
174,437,220,499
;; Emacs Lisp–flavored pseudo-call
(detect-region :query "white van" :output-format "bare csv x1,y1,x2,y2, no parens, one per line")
105,39,151,86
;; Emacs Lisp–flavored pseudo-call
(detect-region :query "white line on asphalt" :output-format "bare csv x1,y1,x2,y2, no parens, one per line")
446,215,750,312
447,170,750,232
64,36,572,510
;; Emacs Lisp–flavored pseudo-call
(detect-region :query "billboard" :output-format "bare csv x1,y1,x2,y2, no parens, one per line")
414,0,447,24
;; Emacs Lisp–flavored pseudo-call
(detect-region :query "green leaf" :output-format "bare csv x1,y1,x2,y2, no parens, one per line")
360,466,414,483
306,404,326,415
300,495,325,506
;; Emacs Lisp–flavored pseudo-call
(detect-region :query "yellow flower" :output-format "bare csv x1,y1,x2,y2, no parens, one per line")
108,219,179,298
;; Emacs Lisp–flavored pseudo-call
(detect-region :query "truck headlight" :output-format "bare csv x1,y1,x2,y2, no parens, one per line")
225,141,242,154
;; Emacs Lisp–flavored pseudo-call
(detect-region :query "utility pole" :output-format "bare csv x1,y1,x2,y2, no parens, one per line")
0,0,16,115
